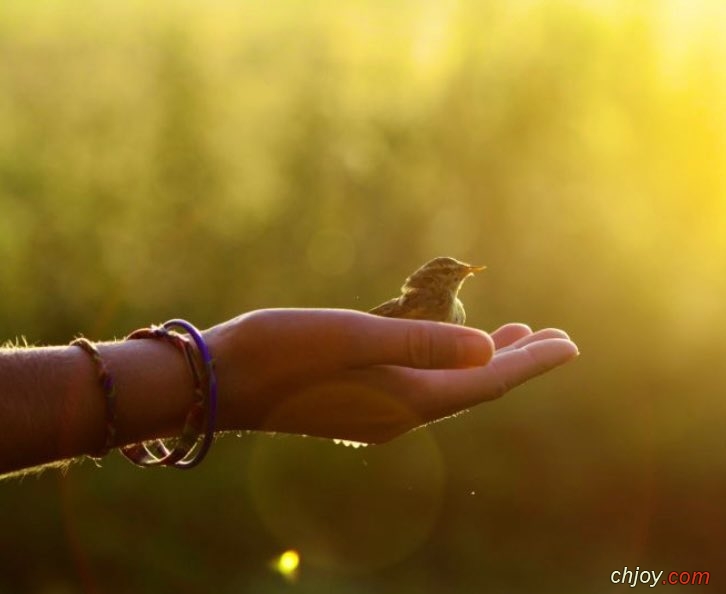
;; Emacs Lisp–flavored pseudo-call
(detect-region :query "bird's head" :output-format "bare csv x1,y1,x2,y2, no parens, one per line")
402,257,486,293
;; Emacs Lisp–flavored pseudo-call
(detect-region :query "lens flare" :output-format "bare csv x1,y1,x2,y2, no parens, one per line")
272,549,300,581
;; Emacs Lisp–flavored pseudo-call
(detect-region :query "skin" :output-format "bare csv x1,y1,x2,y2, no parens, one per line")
0,308,578,476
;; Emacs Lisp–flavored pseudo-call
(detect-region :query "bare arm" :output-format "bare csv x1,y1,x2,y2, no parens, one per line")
0,339,194,474
0,309,578,476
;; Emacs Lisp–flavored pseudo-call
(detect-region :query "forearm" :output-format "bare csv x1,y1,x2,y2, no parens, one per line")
0,339,195,475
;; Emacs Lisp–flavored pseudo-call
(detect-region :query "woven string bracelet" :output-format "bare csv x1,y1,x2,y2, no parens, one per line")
121,319,218,469
70,337,117,459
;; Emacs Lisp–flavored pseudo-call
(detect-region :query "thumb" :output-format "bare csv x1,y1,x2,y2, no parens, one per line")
213,309,495,373
356,314,495,369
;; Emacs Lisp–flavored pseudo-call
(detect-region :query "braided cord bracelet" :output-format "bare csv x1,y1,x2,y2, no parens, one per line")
70,337,117,459
70,319,218,469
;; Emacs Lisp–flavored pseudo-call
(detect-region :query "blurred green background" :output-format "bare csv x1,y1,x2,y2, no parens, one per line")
1,0,725,592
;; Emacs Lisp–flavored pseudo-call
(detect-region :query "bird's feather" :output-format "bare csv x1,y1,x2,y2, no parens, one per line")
369,292,452,321
368,257,483,325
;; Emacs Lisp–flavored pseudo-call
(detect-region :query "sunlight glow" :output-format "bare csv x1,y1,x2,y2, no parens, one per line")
273,549,300,580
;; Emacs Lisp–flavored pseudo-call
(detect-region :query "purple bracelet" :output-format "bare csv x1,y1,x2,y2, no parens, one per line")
121,319,218,469
164,318,218,468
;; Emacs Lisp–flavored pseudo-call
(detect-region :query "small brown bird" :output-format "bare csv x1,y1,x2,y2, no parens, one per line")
369,257,486,325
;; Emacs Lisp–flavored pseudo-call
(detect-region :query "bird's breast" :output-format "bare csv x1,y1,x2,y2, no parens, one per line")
452,298,466,325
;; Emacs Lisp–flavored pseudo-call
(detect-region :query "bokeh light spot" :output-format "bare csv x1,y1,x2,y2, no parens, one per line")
272,549,300,581
248,425,445,574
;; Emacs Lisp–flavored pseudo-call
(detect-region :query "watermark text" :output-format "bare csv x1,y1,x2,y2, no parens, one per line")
611,566,710,587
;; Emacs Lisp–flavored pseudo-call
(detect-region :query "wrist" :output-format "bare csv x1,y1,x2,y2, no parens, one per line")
99,338,195,448
203,316,263,434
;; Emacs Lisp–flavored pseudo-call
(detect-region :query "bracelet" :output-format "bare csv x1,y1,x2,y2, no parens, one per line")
121,319,218,469
70,337,117,459
70,319,218,469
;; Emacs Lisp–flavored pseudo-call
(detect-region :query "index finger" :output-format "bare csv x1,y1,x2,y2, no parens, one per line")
407,337,579,421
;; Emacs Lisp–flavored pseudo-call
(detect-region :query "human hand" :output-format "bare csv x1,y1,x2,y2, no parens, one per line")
204,309,578,444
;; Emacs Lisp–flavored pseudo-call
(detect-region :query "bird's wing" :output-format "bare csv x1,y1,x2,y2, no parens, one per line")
369,296,437,320
368,297,406,317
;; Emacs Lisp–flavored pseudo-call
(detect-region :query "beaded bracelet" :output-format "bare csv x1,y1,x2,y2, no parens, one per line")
70,337,117,459
121,319,218,469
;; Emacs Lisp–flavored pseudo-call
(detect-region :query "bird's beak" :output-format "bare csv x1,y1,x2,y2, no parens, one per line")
467,264,487,273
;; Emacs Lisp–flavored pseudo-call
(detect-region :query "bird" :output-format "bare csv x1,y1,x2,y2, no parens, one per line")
368,257,486,325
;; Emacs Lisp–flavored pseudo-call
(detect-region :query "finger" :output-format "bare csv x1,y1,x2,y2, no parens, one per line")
352,311,495,368
408,338,579,420
490,323,532,350
378,317,495,369
257,337,577,445
235,308,495,373
495,328,571,354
